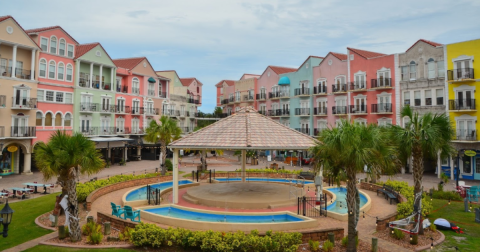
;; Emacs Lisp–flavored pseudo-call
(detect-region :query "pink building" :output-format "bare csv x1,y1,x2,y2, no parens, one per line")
26,26,78,146
312,52,348,134
347,48,397,126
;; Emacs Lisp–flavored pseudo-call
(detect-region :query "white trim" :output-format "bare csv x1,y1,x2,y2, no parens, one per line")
48,59,56,80
57,61,65,81
65,63,73,82
49,35,57,54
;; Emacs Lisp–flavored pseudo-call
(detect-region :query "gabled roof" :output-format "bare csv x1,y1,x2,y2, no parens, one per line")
0,15,40,49
156,70,181,80
25,25,79,44
215,80,235,87
113,57,146,70
406,39,443,52
347,48,386,59
75,42,114,62
297,56,324,70
180,78,203,87
169,106,318,150
239,73,260,80
270,66,298,75
330,52,348,61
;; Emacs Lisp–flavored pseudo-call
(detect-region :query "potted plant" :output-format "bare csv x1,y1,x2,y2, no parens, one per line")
119,159,126,166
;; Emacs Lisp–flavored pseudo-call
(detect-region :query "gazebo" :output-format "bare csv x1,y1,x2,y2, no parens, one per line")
168,106,319,204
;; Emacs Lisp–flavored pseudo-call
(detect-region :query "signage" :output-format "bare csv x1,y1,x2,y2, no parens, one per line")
7,146,18,152
464,150,476,157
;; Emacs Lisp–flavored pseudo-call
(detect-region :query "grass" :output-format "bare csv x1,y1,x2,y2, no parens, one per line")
0,192,60,251
24,245,138,252
428,199,480,252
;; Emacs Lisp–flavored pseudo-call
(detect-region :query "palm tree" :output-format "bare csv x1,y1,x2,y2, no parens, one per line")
311,121,396,252
34,131,105,241
144,116,182,175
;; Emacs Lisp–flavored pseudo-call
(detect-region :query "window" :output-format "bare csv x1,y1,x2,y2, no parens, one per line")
36,112,43,126
377,69,390,87
132,100,140,113
64,113,71,126
427,58,435,79
441,156,448,166
317,79,327,93
425,90,432,105
37,90,44,102
116,117,125,132
59,39,66,56
436,89,444,105
117,98,125,112
476,157,480,174
101,97,111,112
48,61,56,79
57,62,64,80
148,83,155,96
45,112,53,126
260,87,266,99
409,61,416,80
39,59,47,77
354,74,365,88
50,36,57,54
46,91,54,101
40,37,48,51
378,118,392,126
56,92,64,103
65,93,72,103
437,60,445,78
132,78,139,94
401,66,408,81
353,95,366,113
67,45,74,57
0,58,6,74
55,113,62,126
66,64,72,81
235,91,241,102
462,156,472,174
414,91,421,106
456,118,475,141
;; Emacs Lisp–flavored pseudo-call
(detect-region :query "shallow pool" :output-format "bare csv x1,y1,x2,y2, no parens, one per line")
215,177,313,184
144,206,304,223
125,180,193,201
326,187,367,214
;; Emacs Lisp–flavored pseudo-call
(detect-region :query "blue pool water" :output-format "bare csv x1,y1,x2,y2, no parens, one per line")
125,180,193,201
144,206,304,223
326,187,367,214
215,177,313,184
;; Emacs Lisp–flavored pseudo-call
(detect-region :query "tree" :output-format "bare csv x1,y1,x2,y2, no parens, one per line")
144,116,182,175
34,131,105,241
213,107,223,117
311,121,396,252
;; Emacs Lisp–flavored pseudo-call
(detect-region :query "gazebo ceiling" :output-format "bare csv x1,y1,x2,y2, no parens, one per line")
168,106,318,150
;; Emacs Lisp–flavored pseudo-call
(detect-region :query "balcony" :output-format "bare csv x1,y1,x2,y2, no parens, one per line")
100,104,116,113
295,128,310,135
348,105,367,114
448,68,475,82
258,110,268,116
159,92,167,98
101,82,112,91
115,105,131,114
348,81,367,92
1,68,33,80
0,95,5,107
188,98,200,104
145,108,160,115
243,95,254,102
269,91,289,99
370,78,392,89
11,126,36,137
221,99,229,105
178,111,187,117
449,99,476,111
163,109,175,116
313,107,327,116
99,127,116,135
332,84,347,93
332,106,347,115
131,107,144,115
268,109,289,117
131,128,144,135
228,97,235,103
132,87,140,94
116,85,128,93
12,97,37,109
313,86,327,95
295,108,310,116
294,88,310,96
256,93,267,100
116,127,130,135
455,129,476,141
80,103,100,113
371,103,392,114
148,90,155,96
181,127,190,133
80,127,98,136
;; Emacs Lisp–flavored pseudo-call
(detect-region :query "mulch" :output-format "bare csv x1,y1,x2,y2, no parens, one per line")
297,239,389,252
373,228,441,250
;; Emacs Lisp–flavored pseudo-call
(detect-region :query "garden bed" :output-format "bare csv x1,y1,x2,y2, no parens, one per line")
373,228,441,250
297,239,389,252
37,210,88,231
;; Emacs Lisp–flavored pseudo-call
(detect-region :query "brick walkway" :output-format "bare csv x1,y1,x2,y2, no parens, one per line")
3,232,58,252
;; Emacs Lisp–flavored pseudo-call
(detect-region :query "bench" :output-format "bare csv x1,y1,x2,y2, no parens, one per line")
377,184,399,205
299,172,315,180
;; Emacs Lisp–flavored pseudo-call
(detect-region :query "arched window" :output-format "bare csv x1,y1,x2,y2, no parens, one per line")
59,39,66,56
39,59,47,78
45,112,53,126
66,64,73,81
57,62,64,80
36,111,43,126
64,113,72,126
132,77,140,94
55,113,62,126
50,36,57,54
49,61,56,79
427,58,435,79
409,61,416,80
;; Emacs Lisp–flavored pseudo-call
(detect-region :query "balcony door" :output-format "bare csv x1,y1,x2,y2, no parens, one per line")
457,119,475,140
354,97,366,113
80,115,92,133
317,100,327,114
116,117,125,133
102,97,111,112
132,100,140,114
81,95,92,105
378,70,390,87
117,98,125,113
455,60,472,79
336,99,346,114
13,116,27,135
301,122,309,134
101,117,111,134
377,95,391,112
456,90,473,109
14,88,29,106
282,103,289,113
132,118,140,133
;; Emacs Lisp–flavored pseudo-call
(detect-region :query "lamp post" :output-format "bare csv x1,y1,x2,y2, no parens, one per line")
0,199,14,237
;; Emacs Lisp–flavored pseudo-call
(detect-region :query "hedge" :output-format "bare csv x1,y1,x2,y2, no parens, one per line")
380,180,433,218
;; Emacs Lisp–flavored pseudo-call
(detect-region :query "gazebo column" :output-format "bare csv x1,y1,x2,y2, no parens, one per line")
173,148,179,204
241,150,246,182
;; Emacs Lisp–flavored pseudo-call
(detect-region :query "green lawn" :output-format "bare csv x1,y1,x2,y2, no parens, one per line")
0,193,60,251
24,245,138,252
429,199,480,252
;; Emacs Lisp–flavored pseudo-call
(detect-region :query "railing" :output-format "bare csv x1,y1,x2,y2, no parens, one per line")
12,97,37,109
269,91,289,99
80,103,100,112
447,68,474,81
348,105,367,114
100,104,115,113
314,128,326,136
159,92,167,98
455,129,476,141
221,99,229,105
99,127,116,135
349,81,366,91
258,110,267,116
0,95,5,107
229,97,235,103
295,108,310,116
163,109,175,116
80,127,98,136
449,99,476,110
313,86,327,95
131,128,144,134
332,106,347,115
116,127,130,134
256,93,267,100
313,107,327,115
79,76,89,87
268,109,289,116
294,88,310,96
101,82,112,91
145,108,159,115
91,80,101,89
371,103,392,113
370,78,392,89
131,107,144,115
332,84,347,93
148,90,155,96
11,126,36,137
0,126,4,137
179,111,187,117
10,68,33,80
115,105,131,113
181,127,190,133
132,87,140,94
243,95,254,101
295,128,310,135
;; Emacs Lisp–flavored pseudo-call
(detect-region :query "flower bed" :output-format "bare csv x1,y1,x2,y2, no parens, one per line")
373,228,441,251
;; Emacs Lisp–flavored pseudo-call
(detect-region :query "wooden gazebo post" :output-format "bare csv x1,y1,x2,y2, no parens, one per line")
241,150,246,182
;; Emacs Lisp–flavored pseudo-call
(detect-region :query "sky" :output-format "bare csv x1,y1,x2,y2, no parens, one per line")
3,0,480,113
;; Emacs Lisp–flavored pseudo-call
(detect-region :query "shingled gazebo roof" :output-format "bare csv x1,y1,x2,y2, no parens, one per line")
168,107,318,150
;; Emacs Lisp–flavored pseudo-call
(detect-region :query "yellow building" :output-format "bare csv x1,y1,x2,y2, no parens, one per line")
446,38,480,181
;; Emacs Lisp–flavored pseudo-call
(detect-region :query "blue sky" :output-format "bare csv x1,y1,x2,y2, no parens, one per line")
3,0,480,113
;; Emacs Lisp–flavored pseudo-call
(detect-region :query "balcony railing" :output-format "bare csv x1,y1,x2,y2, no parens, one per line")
100,104,115,113
295,108,310,116
348,105,367,114
332,106,347,115
313,86,327,95
267,109,288,116
221,99,229,105
11,126,36,137
313,107,327,115
448,68,475,81
148,90,155,96
349,81,367,91
132,87,140,94
0,95,6,107
188,98,200,104
131,128,144,134
370,78,392,89
131,107,144,115
145,108,160,115
332,84,347,93
80,127,98,136
1,68,33,79
295,128,310,135
163,109,175,116
115,105,131,114
269,91,289,99
448,99,476,111
99,127,116,135
371,103,392,113
12,97,37,109
179,111,187,117
243,95,254,102
256,93,267,100
116,127,130,134
159,92,167,98
229,97,235,103
79,77,89,87
101,82,112,91
455,129,476,141
258,110,267,116
294,88,310,96
80,103,100,112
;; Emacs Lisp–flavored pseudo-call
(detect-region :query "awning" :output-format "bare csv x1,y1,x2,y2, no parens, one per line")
148,77,156,83
278,76,290,85
89,137,134,143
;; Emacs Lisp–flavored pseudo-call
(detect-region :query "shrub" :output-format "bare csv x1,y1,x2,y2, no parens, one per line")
309,240,320,252
236,168,302,175
382,180,433,218
391,229,405,240
119,226,134,241
341,236,358,248
65,225,69,237
430,224,437,232
322,240,333,252
82,221,98,236
82,222,103,244
431,190,463,201
87,231,103,244
165,159,173,171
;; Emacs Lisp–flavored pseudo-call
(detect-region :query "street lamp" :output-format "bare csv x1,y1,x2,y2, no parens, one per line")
0,199,14,237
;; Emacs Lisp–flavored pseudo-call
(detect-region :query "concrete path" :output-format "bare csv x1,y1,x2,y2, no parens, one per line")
3,232,57,252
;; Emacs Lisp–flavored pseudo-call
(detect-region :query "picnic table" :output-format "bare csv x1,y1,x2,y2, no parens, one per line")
10,187,33,198
23,183,52,194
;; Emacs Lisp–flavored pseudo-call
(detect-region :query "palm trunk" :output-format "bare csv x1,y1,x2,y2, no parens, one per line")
160,141,166,175
346,167,358,252
65,175,81,241
412,145,424,238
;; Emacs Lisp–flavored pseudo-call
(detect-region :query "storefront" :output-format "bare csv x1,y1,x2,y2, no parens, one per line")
0,146,18,175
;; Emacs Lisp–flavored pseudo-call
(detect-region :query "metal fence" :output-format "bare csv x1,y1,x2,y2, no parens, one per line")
297,195,328,217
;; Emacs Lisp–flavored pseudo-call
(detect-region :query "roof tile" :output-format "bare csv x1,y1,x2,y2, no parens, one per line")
113,57,146,69
25,25,79,44
329,52,348,61
347,48,386,59
269,66,297,75
215,80,235,87
406,39,442,52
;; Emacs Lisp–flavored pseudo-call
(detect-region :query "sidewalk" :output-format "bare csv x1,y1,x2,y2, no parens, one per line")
3,232,57,252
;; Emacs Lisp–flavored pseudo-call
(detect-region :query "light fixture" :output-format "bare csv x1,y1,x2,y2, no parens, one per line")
0,199,14,237
410,234,412,241
391,230,394,234
448,199,451,205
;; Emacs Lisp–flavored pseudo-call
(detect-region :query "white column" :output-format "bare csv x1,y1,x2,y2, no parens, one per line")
111,67,114,91
11,45,17,78
166,81,169,99
30,49,36,80
99,64,103,89
23,152,32,174
437,151,441,178
124,147,128,162
450,156,454,180
76,59,81,85
89,63,94,88
173,148,179,204
241,149,246,182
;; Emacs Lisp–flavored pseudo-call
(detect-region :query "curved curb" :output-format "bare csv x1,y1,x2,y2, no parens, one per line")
39,241,135,249
414,230,445,252
35,213,57,231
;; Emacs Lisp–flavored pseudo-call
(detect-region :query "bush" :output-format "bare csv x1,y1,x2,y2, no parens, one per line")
82,221,98,236
322,240,333,252
82,222,103,244
309,240,320,252
391,229,404,240
165,159,173,171
381,180,433,218
119,226,134,242
236,168,303,175
430,224,437,232
341,236,358,248
431,190,463,201
87,231,103,244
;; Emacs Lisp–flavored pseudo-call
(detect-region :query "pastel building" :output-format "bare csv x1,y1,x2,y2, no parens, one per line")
256,66,297,117
217,80,236,115
0,16,40,175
